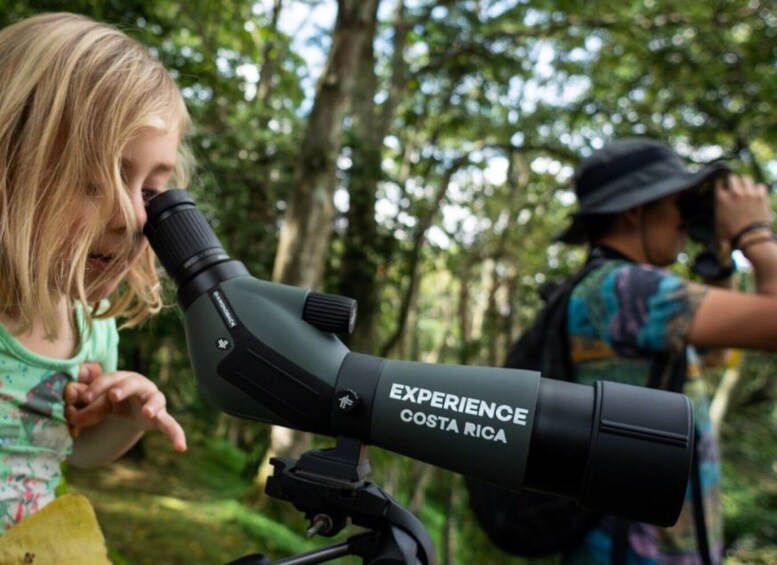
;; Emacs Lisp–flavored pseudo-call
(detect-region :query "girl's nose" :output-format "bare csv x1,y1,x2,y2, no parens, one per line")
108,188,147,232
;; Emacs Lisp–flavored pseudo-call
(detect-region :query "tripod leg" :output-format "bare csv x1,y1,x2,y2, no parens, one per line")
271,540,352,565
339,528,429,564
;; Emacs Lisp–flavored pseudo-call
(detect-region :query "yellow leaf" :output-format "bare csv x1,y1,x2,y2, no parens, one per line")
0,494,110,564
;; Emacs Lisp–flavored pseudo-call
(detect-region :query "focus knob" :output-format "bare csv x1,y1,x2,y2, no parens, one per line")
302,292,357,334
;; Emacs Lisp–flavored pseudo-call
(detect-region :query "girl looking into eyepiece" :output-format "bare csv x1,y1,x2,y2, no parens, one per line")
0,12,188,534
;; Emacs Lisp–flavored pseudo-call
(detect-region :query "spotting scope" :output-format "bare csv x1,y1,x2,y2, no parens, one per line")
144,189,694,528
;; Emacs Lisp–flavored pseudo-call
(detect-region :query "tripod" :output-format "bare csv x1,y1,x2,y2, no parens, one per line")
227,436,437,565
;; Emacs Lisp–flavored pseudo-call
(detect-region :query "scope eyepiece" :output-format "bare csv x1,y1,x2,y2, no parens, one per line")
143,189,230,287
144,189,249,307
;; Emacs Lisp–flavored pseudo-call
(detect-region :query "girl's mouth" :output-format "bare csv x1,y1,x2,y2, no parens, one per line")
87,253,114,270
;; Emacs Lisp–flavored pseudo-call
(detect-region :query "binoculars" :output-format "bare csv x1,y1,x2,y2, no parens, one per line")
678,170,733,279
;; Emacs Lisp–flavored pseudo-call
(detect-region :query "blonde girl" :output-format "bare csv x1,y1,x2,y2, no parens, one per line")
0,12,188,533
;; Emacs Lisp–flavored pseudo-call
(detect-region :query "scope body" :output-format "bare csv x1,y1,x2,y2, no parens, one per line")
144,189,695,527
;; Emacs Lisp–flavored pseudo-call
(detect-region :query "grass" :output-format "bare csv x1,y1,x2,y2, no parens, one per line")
66,432,323,564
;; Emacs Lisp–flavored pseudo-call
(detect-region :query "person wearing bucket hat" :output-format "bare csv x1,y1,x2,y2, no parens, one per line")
551,137,777,564
556,137,731,246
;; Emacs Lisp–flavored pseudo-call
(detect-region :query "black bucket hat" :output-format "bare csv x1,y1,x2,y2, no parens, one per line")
556,138,730,244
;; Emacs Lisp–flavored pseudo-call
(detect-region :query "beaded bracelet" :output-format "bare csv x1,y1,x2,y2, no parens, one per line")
739,234,777,254
731,222,772,250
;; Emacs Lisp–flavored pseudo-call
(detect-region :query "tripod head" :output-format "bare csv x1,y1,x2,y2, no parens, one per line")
227,437,436,565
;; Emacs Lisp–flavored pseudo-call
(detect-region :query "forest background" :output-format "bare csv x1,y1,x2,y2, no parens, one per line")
2,1,777,563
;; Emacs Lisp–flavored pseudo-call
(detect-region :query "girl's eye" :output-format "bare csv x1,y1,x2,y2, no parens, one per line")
86,183,100,196
141,188,161,203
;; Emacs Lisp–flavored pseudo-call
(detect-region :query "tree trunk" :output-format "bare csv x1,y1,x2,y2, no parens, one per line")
442,473,460,565
255,0,284,119
481,149,527,365
340,0,409,355
273,0,380,290
710,349,745,436
408,462,435,515
382,456,402,498
457,260,473,365
380,152,474,358
243,0,285,275
423,291,454,364
338,0,382,354
255,0,381,505
483,258,500,366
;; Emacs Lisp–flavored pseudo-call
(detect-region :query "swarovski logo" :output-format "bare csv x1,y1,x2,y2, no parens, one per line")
338,395,354,410
212,290,237,328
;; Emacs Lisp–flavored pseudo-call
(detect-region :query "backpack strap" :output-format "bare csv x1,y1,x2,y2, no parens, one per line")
539,245,631,384
539,257,608,381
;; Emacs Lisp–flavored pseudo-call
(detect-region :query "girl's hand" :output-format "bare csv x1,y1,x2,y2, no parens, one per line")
64,362,187,452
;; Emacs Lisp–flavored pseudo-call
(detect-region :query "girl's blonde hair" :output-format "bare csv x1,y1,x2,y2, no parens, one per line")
0,12,192,338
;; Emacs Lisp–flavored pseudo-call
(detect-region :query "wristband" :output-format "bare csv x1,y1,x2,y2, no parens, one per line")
731,222,772,250
739,234,777,254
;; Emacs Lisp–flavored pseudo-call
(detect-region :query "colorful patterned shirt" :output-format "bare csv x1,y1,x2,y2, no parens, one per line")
563,260,721,565
0,306,118,533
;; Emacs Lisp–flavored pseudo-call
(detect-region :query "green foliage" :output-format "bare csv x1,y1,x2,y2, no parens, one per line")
722,401,777,558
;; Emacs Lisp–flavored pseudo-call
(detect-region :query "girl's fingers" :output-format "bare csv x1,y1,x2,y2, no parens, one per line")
66,369,185,452
79,372,129,403
78,362,103,384
66,395,113,428
64,382,87,406
82,371,152,404
153,409,187,452
139,390,167,419
105,374,161,408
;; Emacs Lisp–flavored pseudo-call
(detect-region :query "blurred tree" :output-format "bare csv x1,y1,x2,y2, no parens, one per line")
337,0,410,354
272,0,381,289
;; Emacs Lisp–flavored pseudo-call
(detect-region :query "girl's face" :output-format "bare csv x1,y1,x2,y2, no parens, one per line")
86,127,179,300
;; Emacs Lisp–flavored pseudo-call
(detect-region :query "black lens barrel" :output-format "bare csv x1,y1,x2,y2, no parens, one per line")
525,378,692,526
524,378,593,498
144,189,231,287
